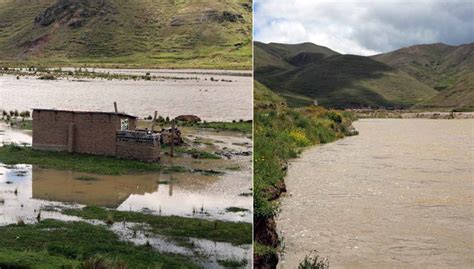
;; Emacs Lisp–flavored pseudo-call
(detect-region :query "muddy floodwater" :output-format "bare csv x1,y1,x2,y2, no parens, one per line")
278,119,474,268
0,123,252,268
0,69,252,121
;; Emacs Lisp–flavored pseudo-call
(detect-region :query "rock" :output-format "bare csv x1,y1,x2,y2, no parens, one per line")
220,11,243,23
175,115,201,123
68,18,83,28
170,17,185,26
34,0,111,27
169,9,243,26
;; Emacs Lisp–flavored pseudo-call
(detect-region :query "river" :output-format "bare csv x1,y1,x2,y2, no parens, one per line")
0,69,252,121
278,119,474,268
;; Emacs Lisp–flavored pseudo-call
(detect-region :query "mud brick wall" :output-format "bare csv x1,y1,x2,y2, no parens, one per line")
116,130,161,162
33,110,137,156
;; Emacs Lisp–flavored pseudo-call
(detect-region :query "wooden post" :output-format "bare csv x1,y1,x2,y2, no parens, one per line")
114,102,118,113
151,111,157,132
170,119,175,157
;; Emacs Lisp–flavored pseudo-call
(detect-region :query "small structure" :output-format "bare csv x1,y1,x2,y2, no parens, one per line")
116,130,160,162
32,109,161,162
313,99,318,106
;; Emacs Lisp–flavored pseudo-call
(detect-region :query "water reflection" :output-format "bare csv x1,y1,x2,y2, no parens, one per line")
32,167,159,208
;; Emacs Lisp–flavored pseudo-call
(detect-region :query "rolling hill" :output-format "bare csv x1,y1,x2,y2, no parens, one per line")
0,0,252,69
372,43,474,109
255,41,437,108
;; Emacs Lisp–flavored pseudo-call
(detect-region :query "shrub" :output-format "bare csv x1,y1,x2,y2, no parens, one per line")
298,254,329,269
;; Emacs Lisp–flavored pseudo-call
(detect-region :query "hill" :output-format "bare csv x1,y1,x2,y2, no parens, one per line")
0,0,252,69
372,43,474,110
417,72,474,110
371,43,474,91
255,42,437,108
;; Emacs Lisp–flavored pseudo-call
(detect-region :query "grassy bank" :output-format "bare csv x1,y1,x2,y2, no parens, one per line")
0,144,161,175
137,119,252,134
0,219,198,269
253,82,356,266
63,206,252,246
196,121,252,133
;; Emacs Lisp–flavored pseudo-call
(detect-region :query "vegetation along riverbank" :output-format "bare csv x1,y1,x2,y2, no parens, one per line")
253,82,357,268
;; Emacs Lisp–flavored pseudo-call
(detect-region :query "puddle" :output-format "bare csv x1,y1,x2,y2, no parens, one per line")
111,222,252,269
0,123,251,268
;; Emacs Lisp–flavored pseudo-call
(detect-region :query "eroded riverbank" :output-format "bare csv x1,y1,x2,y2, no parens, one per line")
277,119,474,268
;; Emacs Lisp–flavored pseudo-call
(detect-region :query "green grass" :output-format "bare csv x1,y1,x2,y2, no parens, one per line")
63,206,252,246
0,118,32,130
0,249,79,269
0,144,161,175
195,121,252,133
225,207,249,213
253,242,277,259
0,220,199,269
0,0,252,70
217,258,248,268
175,147,221,159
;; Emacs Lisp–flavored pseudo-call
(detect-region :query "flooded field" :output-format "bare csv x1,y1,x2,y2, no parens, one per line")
0,69,252,121
0,123,251,268
278,119,474,268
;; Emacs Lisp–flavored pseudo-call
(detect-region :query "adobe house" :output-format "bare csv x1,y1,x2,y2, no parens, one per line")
32,109,161,162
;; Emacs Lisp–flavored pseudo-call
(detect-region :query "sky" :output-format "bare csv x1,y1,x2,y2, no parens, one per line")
254,0,474,56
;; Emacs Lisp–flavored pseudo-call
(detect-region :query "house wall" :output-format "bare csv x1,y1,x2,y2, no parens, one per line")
116,130,161,162
32,110,137,156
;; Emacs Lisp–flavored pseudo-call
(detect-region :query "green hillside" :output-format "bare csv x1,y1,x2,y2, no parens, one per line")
417,72,474,110
0,0,252,69
255,42,437,108
372,43,474,110
372,43,474,91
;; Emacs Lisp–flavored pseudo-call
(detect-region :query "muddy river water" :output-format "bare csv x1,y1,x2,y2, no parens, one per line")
278,119,473,268
0,123,252,268
0,69,252,121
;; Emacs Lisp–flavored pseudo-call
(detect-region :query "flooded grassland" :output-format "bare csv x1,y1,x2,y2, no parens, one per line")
278,119,473,269
0,68,252,121
0,118,252,267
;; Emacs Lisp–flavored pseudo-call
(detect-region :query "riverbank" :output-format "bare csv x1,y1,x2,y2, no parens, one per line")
253,82,357,268
351,109,474,119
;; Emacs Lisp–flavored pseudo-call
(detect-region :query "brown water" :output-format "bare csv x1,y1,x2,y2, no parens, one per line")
278,119,474,268
0,69,252,121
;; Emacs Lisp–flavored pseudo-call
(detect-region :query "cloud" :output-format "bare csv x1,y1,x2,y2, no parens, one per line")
254,0,474,55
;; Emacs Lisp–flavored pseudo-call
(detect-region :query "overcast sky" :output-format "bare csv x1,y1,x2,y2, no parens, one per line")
254,0,474,56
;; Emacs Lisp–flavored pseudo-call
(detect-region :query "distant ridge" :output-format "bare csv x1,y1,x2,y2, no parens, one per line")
255,41,438,108
372,42,474,109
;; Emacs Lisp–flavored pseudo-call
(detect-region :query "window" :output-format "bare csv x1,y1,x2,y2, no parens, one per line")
120,118,129,130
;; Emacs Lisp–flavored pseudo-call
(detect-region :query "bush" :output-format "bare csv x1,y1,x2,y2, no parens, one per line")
298,254,329,269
